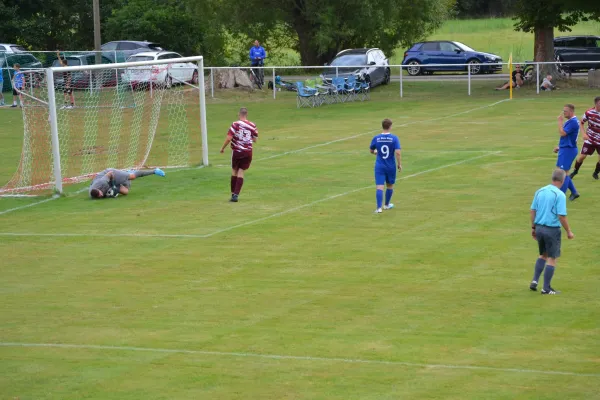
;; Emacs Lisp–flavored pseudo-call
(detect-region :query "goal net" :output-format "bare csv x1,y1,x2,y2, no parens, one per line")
1,55,207,195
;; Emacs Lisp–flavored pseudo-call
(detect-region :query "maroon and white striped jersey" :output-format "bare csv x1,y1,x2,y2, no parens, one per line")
582,108,600,145
227,120,258,152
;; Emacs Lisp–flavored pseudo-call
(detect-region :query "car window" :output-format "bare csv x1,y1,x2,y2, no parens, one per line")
596,39,600,48
147,43,164,51
102,42,118,51
378,51,387,61
127,55,155,62
421,42,440,51
568,38,587,47
158,54,172,60
440,42,459,52
367,53,376,64
585,38,598,48
118,42,139,51
409,43,423,51
14,54,38,65
10,45,26,52
330,54,367,66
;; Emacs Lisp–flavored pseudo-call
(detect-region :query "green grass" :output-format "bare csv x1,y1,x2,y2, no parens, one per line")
1,82,600,399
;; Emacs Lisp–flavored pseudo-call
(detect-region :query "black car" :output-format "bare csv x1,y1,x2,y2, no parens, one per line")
0,52,43,92
554,36,600,73
52,53,115,89
101,41,164,63
321,48,391,88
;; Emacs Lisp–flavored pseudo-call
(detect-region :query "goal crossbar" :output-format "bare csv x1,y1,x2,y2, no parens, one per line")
50,56,204,73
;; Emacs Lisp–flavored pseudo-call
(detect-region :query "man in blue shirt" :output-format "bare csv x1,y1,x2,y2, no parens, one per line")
554,104,580,200
369,119,402,213
249,40,266,87
529,169,575,295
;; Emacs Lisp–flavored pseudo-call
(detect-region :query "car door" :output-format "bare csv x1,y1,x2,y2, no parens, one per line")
438,42,464,71
587,37,600,67
366,51,381,84
157,53,176,82
169,52,190,82
419,42,442,68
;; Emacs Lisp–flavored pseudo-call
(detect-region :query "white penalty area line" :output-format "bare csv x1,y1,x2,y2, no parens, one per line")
0,342,596,378
0,152,500,239
0,187,89,216
253,99,510,163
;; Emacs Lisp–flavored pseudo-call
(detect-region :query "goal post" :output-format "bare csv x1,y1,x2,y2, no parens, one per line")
1,55,208,196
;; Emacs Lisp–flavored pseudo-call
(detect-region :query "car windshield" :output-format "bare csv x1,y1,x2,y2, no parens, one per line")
330,54,367,67
10,45,26,52
127,55,155,62
454,42,476,52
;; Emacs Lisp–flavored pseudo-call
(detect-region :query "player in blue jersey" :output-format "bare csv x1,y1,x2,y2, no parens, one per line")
370,118,402,213
554,104,580,201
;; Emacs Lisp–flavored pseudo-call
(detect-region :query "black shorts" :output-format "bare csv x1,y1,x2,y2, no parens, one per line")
13,87,22,96
63,87,73,94
536,225,562,258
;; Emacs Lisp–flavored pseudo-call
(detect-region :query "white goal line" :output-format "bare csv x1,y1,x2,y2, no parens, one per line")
0,342,596,378
0,151,501,238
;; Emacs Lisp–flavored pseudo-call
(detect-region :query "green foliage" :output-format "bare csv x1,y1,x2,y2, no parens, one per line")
221,0,455,65
513,0,600,33
104,0,225,63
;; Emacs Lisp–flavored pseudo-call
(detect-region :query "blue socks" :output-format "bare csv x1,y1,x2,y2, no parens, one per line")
543,265,555,291
533,258,545,282
385,189,393,205
376,189,383,209
567,176,577,195
560,176,577,195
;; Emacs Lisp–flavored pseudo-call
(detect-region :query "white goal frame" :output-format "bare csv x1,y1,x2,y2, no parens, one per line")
45,55,208,193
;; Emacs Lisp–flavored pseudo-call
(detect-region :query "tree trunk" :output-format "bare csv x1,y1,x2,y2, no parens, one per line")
533,25,563,80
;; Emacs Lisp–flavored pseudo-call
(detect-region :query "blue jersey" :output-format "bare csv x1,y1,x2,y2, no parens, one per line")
370,133,401,170
249,46,266,62
559,117,579,148
14,70,24,88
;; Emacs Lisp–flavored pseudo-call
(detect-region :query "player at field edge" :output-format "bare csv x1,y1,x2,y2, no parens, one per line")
569,96,600,180
89,168,165,199
529,169,574,295
220,107,259,203
56,51,75,109
553,104,580,201
369,118,402,213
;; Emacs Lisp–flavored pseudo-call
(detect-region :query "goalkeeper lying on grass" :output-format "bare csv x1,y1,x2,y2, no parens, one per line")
89,168,165,199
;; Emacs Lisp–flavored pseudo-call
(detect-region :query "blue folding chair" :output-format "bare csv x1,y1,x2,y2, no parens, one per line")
295,81,319,108
331,77,348,103
345,76,361,102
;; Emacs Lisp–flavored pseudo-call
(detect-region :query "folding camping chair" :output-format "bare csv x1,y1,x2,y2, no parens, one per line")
295,81,319,108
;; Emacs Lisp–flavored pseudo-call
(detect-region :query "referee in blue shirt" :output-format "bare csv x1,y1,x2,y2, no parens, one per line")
529,169,575,295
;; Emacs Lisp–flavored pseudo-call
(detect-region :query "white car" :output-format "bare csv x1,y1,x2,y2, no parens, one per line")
0,43,27,53
122,51,198,88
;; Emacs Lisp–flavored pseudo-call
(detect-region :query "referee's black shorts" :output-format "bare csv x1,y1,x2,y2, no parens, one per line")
535,225,561,258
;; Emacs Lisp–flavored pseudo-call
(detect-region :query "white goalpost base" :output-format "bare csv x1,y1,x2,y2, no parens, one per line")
1,55,208,195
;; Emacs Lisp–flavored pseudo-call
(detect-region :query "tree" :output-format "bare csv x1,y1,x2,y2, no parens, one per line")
221,0,454,66
514,0,600,77
104,0,225,64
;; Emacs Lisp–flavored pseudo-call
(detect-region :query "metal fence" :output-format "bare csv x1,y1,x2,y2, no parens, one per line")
205,60,600,99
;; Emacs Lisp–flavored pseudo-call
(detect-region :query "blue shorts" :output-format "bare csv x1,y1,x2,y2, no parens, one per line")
375,167,396,185
556,147,578,171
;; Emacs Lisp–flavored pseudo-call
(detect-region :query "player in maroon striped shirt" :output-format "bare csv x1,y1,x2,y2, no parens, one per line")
571,96,600,180
220,107,259,202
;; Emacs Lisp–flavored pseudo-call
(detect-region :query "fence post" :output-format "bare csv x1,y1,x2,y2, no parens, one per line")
468,64,471,96
210,67,214,98
272,68,276,99
536,62,540,94
400,65,403,98
336,66,338,77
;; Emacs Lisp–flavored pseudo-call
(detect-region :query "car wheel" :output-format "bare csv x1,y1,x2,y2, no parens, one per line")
165,75,173,89
191,70,198,85
406,61,421,76
467,59,482,74
383,68,391,85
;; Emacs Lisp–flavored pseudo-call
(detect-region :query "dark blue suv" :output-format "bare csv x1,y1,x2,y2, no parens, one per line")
402,41,502,76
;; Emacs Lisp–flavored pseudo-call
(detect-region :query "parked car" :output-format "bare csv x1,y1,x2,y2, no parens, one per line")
101,41,164,63
554,36,600,73
0,43,27,53
0,52,43,92
121,51,198,88
402,41,502,76
52,53,115,89
321,48,391,88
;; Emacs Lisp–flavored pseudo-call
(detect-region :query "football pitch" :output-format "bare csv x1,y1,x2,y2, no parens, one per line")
1,81,599,399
